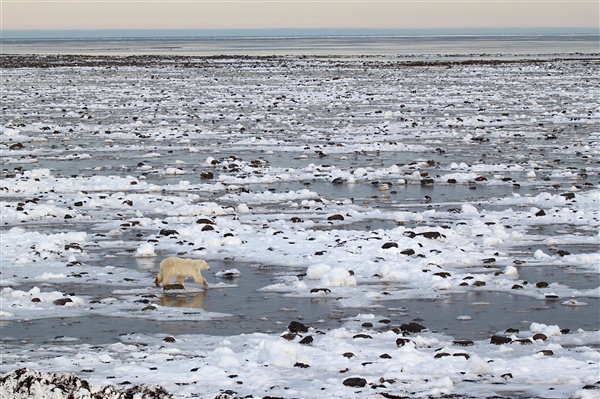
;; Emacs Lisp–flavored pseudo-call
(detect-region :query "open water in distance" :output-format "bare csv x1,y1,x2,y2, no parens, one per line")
2,34,599,58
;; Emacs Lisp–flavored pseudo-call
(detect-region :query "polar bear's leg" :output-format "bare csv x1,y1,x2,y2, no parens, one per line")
192,270,208,286
176,275,186,285
162,271,175,286
155,273,163,287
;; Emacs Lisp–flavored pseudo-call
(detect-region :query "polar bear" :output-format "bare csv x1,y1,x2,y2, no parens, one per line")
155,257,211,288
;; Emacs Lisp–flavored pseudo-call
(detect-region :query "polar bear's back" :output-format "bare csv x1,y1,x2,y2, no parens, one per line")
160,257,210,271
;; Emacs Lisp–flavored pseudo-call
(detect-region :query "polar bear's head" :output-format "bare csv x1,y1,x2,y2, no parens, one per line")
196,260,211,271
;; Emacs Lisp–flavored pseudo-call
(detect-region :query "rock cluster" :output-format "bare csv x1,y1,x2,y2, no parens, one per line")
0,368,172,399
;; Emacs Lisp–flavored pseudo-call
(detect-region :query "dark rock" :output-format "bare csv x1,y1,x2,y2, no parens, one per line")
214,390,239,399
536,281,549,288
299,336,314,345
196,218,215,225
557,249,571,257
434,272,451,278
400,322,426,334
290,217,303,223
288,321,308,333
201,225,215,231
310,288,331,294
420,178,434,185
142,305,157,311
294,362,310,368
472,281,486,287
9,142,24,150
343,377,367,388
163,336,176,343
163,284,185,290
434,352,450,358
533,333,548,341
327,214,345,221
361,322,373,328
353,334,372,339
64,243,83,252
539,350,554,356
482,257,496,264
382,242,398,249
400,248,415,256
560,192,575,200
453,340,474,347
159,229,179,236
281,333,296,341
453,353,470,359
379,353,392,359
53,298,73,306
416,231,444,239
200,171,214,179
490,335,512,345
332,177,346,184
342,352,355,358
396,338,411,347
582,384,600,390
535,209,546,217
511,284,524,290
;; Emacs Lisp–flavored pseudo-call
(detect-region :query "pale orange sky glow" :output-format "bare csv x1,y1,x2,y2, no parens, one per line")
2,0,599,32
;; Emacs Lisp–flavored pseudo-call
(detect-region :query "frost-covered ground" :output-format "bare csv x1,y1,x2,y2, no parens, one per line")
1,54,599,399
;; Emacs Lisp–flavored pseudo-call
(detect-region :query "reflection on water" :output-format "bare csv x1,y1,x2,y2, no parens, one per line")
158,290,207,308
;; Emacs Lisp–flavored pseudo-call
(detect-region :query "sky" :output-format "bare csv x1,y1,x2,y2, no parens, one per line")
1,0,599,36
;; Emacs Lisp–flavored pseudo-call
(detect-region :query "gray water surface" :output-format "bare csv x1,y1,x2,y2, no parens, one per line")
3,259,597,345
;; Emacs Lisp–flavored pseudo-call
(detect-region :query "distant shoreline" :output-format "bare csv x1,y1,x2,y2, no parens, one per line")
2,53,599,69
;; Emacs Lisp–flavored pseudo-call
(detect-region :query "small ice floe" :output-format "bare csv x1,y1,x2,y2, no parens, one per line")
215,268,241,279
562,299,589,307
165,167,185,175
135,242,156,258
456,315,472,321
320,267,356,287
534,249,553,260
504,265,519,277
237,203,251,214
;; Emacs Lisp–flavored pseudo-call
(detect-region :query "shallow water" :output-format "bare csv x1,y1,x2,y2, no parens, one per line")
3,257,598,345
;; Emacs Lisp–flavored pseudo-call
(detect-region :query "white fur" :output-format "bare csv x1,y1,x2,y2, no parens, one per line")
155,257,211,288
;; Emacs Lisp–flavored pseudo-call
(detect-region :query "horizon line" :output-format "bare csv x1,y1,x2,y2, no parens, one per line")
2,27,599,40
